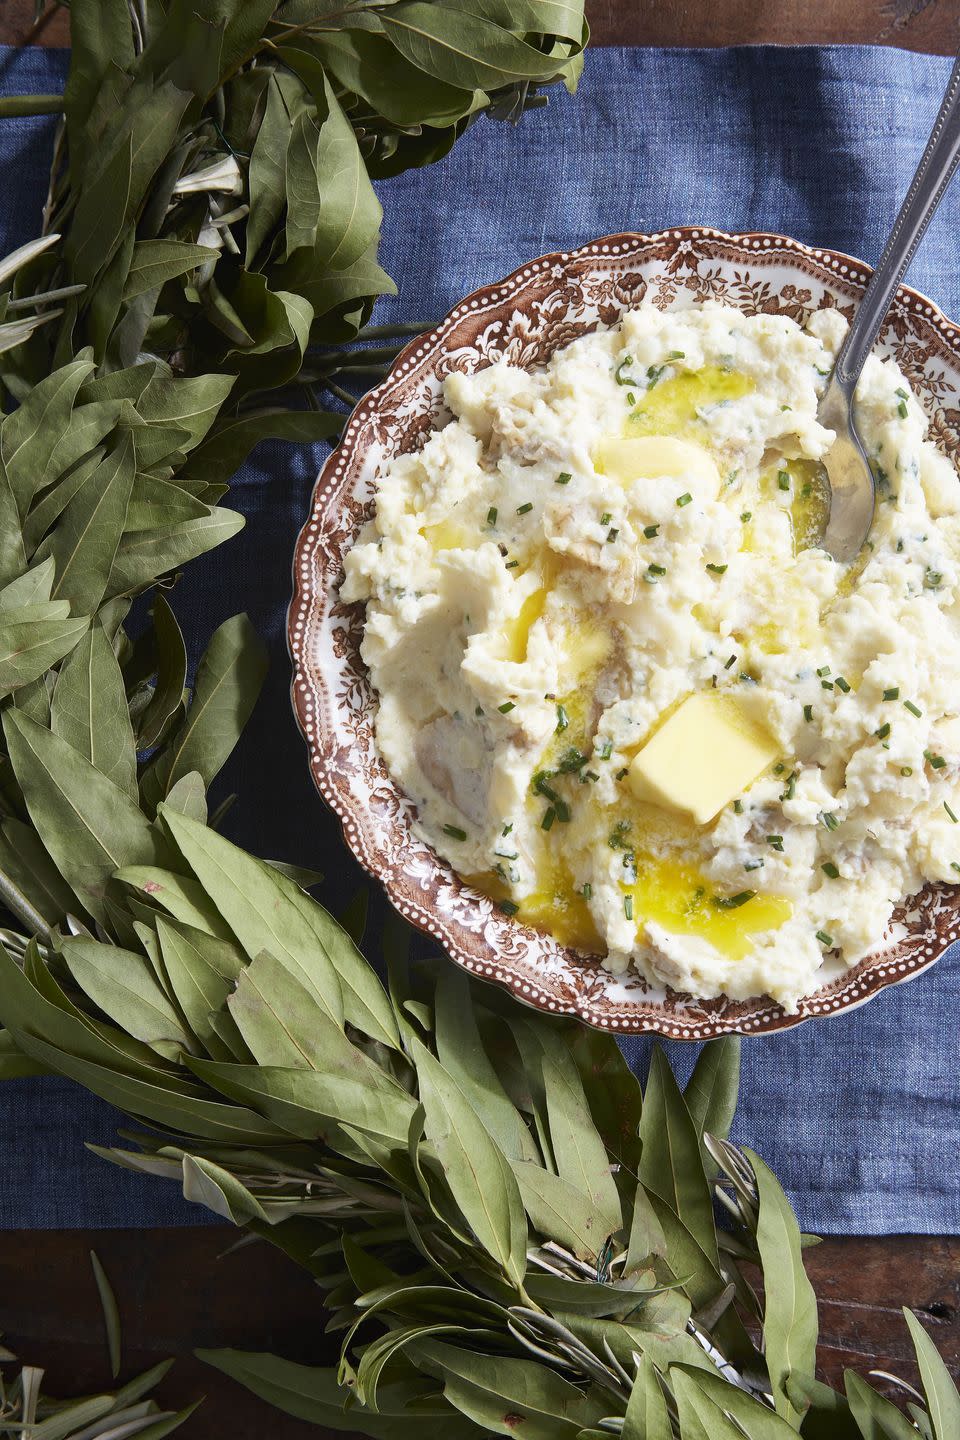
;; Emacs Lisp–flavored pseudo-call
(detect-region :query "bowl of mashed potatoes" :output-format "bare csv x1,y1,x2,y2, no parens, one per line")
289,228,960,1037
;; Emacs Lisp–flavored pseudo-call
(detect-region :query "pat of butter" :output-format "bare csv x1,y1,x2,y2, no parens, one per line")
594,436,721,499
629,692,778,825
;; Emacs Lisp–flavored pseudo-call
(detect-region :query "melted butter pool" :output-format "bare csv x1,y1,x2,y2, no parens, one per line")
628,367,755,440
624,854,792,961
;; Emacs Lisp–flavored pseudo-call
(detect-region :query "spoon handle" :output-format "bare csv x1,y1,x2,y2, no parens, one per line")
834,53,960,394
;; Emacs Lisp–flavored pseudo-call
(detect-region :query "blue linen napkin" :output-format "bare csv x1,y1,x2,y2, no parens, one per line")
0,43,957,1232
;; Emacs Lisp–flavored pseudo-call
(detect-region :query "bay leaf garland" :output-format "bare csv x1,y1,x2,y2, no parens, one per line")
0,4,952,1438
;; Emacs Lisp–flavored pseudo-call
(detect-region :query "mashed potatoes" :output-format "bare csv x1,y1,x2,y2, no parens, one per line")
342,301,960,1010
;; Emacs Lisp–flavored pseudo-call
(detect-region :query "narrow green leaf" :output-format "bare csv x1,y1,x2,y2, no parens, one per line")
3,708,163,924
181,1154,268,1225
246,70,307,266
0,358,94,513
640,1047,719,1265
684,1036,741,1174
123,239,219,300
845,1370,918,1440
228,950,336,1069
511,1159,609,1260
0,608,89,699
0,556,54,609
380,3,582,89
90,1250,122,1378
39,431,135,613
135,593,188,749
115,865,235,940
748,1148,818,1428
543,1054,621,1233
62,936,194,1052
412,1036,527,1288
180,408,340,489
623,1353,671,1440
903,1308,960,1440
51,623,138,797
107,506,244,597
164,770,207,823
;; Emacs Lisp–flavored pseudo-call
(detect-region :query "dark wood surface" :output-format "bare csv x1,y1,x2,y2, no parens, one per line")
2,1228,958,1436
0,0,957,1433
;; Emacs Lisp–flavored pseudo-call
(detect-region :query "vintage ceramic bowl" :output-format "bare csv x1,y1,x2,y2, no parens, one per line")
288,227,960,1038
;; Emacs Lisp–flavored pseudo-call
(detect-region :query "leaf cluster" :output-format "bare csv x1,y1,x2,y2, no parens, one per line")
0,813,954,1437
1,1252,195,1439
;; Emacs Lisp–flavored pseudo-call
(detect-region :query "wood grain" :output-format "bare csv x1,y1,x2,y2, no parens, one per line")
1,1228,956,1437
0,0,958,50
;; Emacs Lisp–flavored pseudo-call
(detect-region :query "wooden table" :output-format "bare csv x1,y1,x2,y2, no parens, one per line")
1,0,958,1432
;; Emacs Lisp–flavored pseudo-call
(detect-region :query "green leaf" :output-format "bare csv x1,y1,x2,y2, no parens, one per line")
90,1250,122,1378
542,1054,621,1233
148,612,267,796
63,0,134,146
22,447,108,555
3,707,163,924
163,770,207,823
672,1368,748,1440
38,431,135,614
51,623,138,797
437,0,586,44
434,968,536,1162
115,865,235,941
0,607,89,699
748,1148,818,1428
411,1036,527,1288
125,474,210,531
245,70,308,266
624,1182,668,1273
62,936,194,1052
511,1159,609,1260
123,240,219,300
623,1353,671,1440
227,950,337,1068
136,370,235,448
0,358,94,514
181,1154,268,1225
135,593,188,749
0,556,54,610
196,1350,445,1437
275,241,396,326
180,408,340,489
673,1365,800,1439
380,3,582,90
684,1037,741,1145
107,506,244,597
305,33,473,128
286,73,381,268
844,1371,918,1440
639,1047,719,1264
0,816,81,926
159,807,345,1024
904,1308,960,1440
155,915,240,1057
410,1338,603,1437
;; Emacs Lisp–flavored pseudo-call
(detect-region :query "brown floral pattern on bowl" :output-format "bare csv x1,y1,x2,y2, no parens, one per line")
288,228,960,1038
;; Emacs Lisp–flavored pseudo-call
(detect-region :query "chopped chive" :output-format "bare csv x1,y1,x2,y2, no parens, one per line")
835,676,851,693
724,654,737,670
643,523,660,538
598,740,613,760
800,482,812,498
819,811,839,831
821,679,834,690
875,722,891,740
648,563,666,576
816,665,831,678
646,364,666,388
555,704,569,733
556,472,572,485
486,506,497,526
953,862,960,875
925,750,947,769
924,568,943,590
582,883,593,899
744,859,764,871
815,930,834,947
667,349,685,360
624,895,634,920
676,492,692,508
475,704,483,716
780,771,797,801
615,767,628,781
706,562,728,575
607,527,619,542
600,511,612,526
500,899,519,916
803,704,814,722
498,701,515,714
541,807,556,831
821,861,840,879
505,560,519,569
883,687,899,701
904,700,923,717
443,823,467,841
740,510,752,522
898,398,908,419
901,766,913,777
896,387,909,399
774,763,785,775
516,501,533,515
608,821,632,849
502,822,513,835
584,770,600,783
712,890,756,910
946,802,958,823
627,391,636,405
767,834,784,851
733,799,743,814
777,470,790,490
615,357,638,386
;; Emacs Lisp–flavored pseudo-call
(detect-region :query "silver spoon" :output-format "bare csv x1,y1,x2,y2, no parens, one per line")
820,54,960,562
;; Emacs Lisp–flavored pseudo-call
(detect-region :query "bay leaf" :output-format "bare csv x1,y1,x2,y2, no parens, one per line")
123,239,219,300
622,1353,671,1440
844,1371,917,1440
903,1307,960,1440
135,593,188,749
0,608,89,699
106,506,244,598
40,431,135,614
50,623,138,797
639,1047,719,1265
543,1054,621,1234
246,70,308,266
62,935,193,1053
380,3,581,90
0,556,54,610
0,357,94,514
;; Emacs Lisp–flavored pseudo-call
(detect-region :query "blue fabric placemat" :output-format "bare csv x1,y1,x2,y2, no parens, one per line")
0,43,957,1233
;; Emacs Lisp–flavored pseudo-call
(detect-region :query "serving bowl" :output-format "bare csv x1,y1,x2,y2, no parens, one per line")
288,227,960,1038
